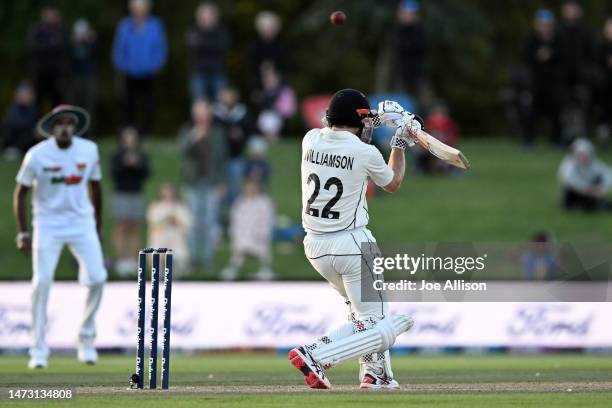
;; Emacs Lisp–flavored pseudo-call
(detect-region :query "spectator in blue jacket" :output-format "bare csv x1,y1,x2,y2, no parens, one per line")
112,0,167,136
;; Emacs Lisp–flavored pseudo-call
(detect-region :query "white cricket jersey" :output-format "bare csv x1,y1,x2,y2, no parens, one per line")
16,136,102,229
301,128,394,234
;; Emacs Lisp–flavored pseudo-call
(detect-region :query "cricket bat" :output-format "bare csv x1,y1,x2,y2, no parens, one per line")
412,129,470,170
365,109,470,170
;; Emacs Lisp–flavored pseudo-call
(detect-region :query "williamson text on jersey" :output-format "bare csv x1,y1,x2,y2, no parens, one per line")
303,149,354,170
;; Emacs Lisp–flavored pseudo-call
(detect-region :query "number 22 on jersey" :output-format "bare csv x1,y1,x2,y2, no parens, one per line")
304,173,344,220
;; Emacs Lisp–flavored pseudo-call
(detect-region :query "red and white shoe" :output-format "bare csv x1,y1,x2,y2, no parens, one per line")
360,370,400,390
288,346,332,389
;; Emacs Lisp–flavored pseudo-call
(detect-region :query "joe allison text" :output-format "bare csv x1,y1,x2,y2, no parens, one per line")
373,279,487,292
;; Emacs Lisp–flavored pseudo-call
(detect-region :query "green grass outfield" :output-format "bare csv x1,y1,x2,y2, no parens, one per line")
1,353,612,407
1,139,611,281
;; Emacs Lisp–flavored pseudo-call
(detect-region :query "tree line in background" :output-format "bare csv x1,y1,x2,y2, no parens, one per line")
1,0,611,137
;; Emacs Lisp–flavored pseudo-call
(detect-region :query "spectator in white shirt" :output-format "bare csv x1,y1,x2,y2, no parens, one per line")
559,138,612,211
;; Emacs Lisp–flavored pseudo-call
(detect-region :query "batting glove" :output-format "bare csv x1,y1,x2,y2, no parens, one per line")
377,101,423,150
377,100,406,128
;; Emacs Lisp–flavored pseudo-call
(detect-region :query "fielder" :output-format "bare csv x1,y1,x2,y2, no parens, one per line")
289,89,421,389
13,105,107,368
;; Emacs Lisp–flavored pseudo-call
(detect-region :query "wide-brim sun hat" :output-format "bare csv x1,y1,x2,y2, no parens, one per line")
37,104,90,138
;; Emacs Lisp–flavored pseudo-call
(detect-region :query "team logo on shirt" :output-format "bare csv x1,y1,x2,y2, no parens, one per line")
51,175,83,185
77,163,87,171
43,166,62,173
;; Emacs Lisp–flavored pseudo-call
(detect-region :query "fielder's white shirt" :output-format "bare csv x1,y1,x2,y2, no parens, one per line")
16,136,102,229
301,127,393,234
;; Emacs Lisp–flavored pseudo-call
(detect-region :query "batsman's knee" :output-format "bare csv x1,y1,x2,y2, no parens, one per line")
374,318,397,351
389,314,414,339
373,314,414,352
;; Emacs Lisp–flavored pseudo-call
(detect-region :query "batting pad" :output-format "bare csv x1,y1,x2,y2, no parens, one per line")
311,315,413,368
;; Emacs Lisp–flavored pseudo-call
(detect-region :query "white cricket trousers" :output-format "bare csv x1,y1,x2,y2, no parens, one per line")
30,224,107,359
303,227,387,321
304,227,404,378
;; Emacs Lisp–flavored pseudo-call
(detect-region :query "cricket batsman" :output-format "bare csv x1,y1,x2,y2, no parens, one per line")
13,105,107,368
289,89,421,389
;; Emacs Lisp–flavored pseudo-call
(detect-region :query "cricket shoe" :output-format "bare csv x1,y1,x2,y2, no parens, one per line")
77,340,98,365
360,369,400,390
28,356,48,369
288,346,331,389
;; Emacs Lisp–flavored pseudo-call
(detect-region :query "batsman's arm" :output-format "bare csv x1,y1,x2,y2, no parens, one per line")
90,181,103,238
383,147,405,193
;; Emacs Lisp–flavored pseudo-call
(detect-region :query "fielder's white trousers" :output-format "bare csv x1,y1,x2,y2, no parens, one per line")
303,227,387,323
30,223,107,359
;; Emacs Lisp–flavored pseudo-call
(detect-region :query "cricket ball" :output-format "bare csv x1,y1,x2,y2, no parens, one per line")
330,11,346,25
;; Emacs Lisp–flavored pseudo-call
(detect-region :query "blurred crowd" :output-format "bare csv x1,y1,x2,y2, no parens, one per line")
2,0,611,281
503,1,612,148
108,86,283,279
504,1,612,214
1,0,305,280
1,0,296,145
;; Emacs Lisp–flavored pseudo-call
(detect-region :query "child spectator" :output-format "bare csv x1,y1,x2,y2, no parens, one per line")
110,127,150,275
559,138,612,211
425,101,460,146
244,137,271,189
2,82,39,159
186,2,229,101
418,101,460,173
520,231,557,280
147,183,192,276
214,87,253,205
221,177,275,281
253,64,296,141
